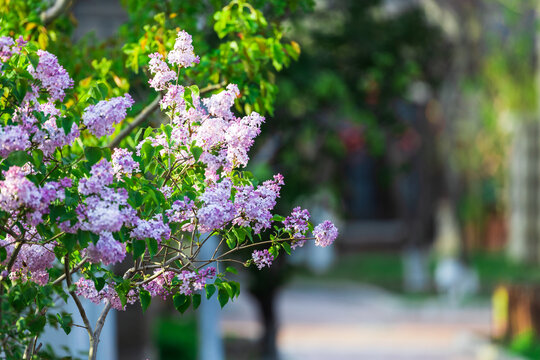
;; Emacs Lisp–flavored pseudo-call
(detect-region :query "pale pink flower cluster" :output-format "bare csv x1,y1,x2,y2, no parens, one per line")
111,148,140,180
27,49,74,101
82,94,134,137
252,249,274,270
167,30,200,68
148,53,176,91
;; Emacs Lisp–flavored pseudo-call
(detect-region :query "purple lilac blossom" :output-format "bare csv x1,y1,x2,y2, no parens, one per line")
27,50,74,101
284,207,310,249
252,249,274,270
142,270,176,299
313,220,338,247
130,214,171,243
111,148,140,180
78,159,114,196
0,125,30,157
86,232,126,265
233,174,284,233
82,94,134,137
197,179,235,232
202,84,239,120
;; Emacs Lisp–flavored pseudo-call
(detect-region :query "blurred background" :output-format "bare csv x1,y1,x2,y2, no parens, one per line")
22,0,540,359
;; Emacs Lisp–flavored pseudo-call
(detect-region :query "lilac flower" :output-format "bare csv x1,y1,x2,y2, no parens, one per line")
0,36,15,62
167,30,200,68
130,214,171,243
111,148,140,180
142,270,176,299
28,50,74,101
202,84,239,120
34,118,80,157
78,159,114,196
75,278,137,311
313,220,338,247
1,231,56,285
160,85,185,110
224,112,264,167
233,174,284,233
0,166,41,212
198,179,235,232
284,207,311,249
86,232,126,265
166,196,195,224
252,249,274,270
82,94,134,137
0,125,30,157
79,189,130,234
148,53,176,91
159,185,174,199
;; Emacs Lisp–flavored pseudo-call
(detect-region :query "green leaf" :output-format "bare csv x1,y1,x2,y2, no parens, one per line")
192,294,201,310
31,149,44,168
84,147,102,166
281,241,291,255
7,151,33,166
225,266,238,275
139,289,151,313
56,313,72,335
63,233,77,252
190,146,203,161
173,294,191,314
146,238,158,257
133,240,146,259
28,315,46,334
205,284,216,299
94,277,106,292
62,117,74,135
271,214,286,222
225,233,236,249
218,288,229,308
0,247,6,262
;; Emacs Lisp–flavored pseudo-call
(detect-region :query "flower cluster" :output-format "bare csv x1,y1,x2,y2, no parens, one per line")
82,94,134,137
313,220,339,247
111,148,140,180
75,278,138,311
28,49,74,101
0,166,71,226
284,207,311,249
86,232,127,266
177,267,216,295
252,249,274,270
167,30,200,68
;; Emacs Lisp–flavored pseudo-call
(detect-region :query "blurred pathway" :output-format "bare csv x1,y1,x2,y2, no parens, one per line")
221,281,522,360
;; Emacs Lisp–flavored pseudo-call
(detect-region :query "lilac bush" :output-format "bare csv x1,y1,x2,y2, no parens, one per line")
0,30,338,359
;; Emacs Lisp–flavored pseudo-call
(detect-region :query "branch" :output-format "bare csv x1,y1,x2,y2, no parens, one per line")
108,95,162,149
40,0,73,25
64,256,93,336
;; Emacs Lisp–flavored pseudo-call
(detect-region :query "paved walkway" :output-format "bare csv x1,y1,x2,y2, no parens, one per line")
221,281,523,360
